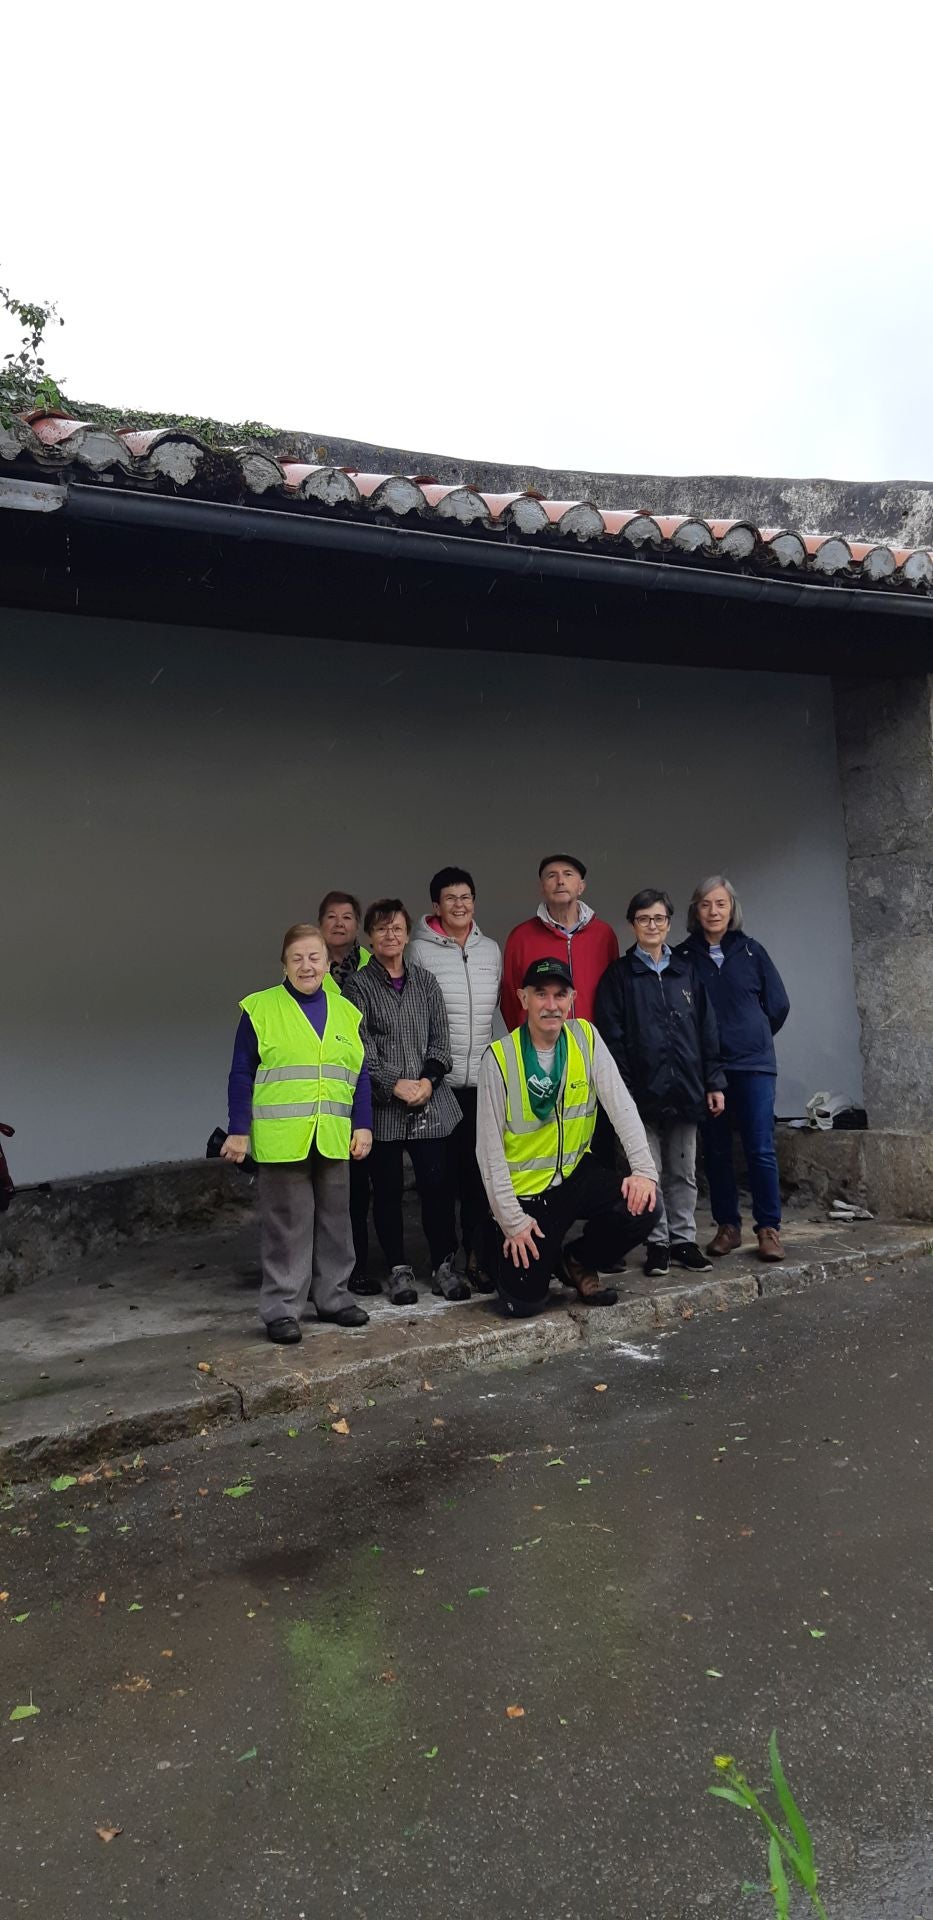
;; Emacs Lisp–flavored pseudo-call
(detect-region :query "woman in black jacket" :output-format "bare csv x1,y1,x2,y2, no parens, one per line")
676,874,790,1264
595,889,726,1278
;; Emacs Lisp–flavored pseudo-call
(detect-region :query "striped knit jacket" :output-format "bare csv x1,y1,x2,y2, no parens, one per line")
342,960,462,1144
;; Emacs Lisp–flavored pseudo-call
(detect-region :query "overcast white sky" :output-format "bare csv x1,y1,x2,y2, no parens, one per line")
3,1,932,481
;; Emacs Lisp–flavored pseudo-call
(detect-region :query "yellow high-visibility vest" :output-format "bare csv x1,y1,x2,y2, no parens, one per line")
241,984,364,1164
488,1018,598,1196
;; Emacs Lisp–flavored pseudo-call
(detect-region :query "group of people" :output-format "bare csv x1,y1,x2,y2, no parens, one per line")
220,857,790,1343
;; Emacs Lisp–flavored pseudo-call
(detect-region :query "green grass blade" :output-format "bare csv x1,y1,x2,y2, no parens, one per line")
769,1730,816,1888
708,1787,751,1808
768,1834,791,1919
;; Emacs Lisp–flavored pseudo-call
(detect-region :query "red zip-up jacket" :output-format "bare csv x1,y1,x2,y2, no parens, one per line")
500,911,620,1030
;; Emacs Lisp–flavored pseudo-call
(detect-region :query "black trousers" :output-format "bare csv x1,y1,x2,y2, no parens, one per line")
485,1156,661,1316
369,1138,457,1273
451,1088,488,1260
349,1156,371,1281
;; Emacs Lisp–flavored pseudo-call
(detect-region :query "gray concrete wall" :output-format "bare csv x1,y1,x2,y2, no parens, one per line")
833,674,933,1129
0,608,863,1184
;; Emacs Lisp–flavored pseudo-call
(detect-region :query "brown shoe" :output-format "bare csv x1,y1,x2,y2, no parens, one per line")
757,1227,785,1262
706,1223,742,1258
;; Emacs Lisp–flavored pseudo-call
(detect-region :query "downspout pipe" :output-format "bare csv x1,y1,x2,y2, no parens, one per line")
52,482,933,624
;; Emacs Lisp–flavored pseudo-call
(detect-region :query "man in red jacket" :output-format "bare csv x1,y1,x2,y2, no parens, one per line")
501,854,620,1030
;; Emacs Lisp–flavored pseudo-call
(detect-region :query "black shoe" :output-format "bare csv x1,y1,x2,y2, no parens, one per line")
317,1305,371,1328
644,1243,670,1277
670,1241,713,1273
387,1264,418,1306
466,1253,496,1294
266,1316,302,1344
348,1270,383,1296
431,1254,472,1303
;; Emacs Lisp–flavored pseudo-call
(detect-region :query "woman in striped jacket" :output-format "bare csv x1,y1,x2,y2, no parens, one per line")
343,900,469,1307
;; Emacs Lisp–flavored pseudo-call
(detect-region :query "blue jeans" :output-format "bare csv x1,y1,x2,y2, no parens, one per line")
700,1071,781,1232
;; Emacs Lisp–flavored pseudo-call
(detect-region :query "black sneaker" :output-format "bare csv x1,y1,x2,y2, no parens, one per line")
387,1264,418,1306
644,1243,670,1278
317,1304,371,1327
348,1269,383,1296
432,1253,471,1303
671,1241,713,1273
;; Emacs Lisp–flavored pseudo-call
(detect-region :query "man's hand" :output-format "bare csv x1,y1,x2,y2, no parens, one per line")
621,1173,657,1216
502,1219,545,1268
706,1090,726,1116
220,1133,249,1165
349,1128,373,1160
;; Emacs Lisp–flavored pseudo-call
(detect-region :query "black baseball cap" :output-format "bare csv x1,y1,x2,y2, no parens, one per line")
538,852,586,879
522,957,574,989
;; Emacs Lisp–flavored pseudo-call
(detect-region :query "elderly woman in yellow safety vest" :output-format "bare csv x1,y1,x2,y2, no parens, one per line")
221,922,374,1345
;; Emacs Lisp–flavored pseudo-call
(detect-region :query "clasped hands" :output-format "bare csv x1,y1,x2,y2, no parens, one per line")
393,1077,433,1109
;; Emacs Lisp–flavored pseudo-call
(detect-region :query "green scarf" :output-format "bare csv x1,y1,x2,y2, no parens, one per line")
519,1023,567,1121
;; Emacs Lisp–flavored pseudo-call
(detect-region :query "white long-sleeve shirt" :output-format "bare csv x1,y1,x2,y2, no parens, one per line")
476,1029,658,1239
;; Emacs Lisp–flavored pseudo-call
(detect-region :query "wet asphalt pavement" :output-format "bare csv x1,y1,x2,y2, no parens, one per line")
2,1258,933,1920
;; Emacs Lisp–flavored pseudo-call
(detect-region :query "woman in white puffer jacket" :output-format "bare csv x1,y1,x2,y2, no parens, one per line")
409,867,503,1288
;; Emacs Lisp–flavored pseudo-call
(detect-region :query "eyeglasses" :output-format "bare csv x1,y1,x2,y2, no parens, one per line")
634,914,670,927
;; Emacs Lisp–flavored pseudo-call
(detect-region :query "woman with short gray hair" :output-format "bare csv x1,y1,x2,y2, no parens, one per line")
677,877,790,1264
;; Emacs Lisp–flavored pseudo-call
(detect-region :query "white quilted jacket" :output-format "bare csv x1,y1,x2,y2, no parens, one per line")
408,916,503,1088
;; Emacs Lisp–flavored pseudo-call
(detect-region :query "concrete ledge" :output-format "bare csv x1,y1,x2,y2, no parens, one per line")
2,1222,928,1479
777,1128,933,1221
0,1160,253,1293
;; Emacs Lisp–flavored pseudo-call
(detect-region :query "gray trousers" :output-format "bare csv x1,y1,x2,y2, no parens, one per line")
643,1120,698,1247
258,1150,355,1324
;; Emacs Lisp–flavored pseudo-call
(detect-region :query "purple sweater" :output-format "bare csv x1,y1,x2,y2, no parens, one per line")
227,982,373,1137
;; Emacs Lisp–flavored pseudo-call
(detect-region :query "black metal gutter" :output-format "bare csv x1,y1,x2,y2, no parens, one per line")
52,482,933,624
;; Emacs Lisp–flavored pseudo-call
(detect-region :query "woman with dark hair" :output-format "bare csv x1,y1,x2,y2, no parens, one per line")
221,923,373,1344
343,900,469,1306
676,875,790,1263
595,887,726,1277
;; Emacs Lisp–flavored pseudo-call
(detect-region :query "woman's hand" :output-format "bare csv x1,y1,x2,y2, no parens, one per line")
393,1078,432,1106
350,1128,373,1161
706,1090,726,1116
220,1133,249,1164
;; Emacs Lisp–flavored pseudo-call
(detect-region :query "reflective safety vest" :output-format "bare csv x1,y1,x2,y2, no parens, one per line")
322,947,371,998
488,1018,598,1196
241,985,364,1164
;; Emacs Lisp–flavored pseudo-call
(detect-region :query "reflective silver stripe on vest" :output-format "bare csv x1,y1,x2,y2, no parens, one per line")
497,1035,539,1135
251,1099,352,1121
254,1063,358,1086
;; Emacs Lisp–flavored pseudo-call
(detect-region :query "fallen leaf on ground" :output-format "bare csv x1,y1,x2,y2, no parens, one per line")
0,1592,8,1603
97,1592,107,1604
423,1745,438,1759
705,1669,724,1679
432,1418,445,1428
9,1702,40,1721
738,1528,755,1538
287,1429,299,1439
440,1602,454,1612
505,1705,525,1719
532,1505,544,1513
326,1400,340,1414
421,1381,434,1392
864,1275,875,1284
13,1613,29,1624
413,1568,426,1576
546,1458,566,1468
50,1475,77,1493
128,1602,143,1612
235,1747,257,1763
77,1472,97,1486
594,1384,608,1393
370,1545,383,1555
197,1362,213,1375
487,1453,512,1464
330,1419,350,1436
468,1587,489,1597
95,1827,123,1843
197,1488,209,1497
74,1526,90,1535
809,1627,826,1639
160,1649,173,1658
680,1304,695,1320
577,1478,591,1488
380,1670,397,1684
223,1481,254,1498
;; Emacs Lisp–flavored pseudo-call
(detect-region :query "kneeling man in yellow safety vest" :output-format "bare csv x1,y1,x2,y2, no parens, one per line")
476,956,660,1316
